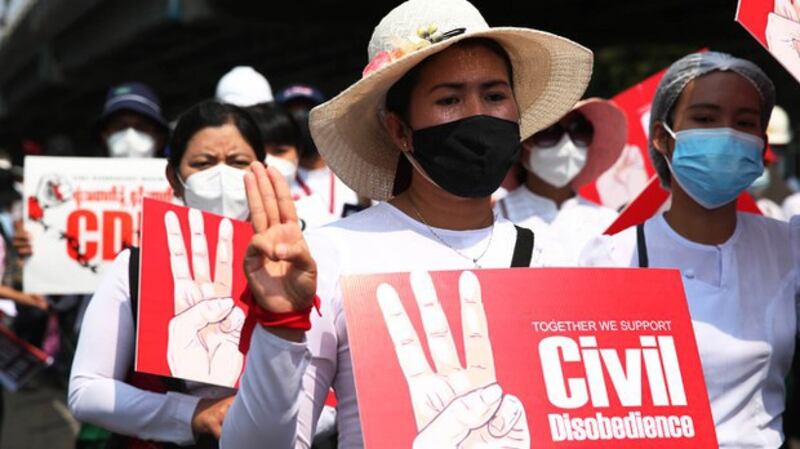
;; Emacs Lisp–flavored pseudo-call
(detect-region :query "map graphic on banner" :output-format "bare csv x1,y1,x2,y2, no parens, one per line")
343,269,717,449
737,0,800,83
23,156,174,294
135,198,251,388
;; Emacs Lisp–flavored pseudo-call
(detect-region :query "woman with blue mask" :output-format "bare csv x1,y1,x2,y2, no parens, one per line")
581,51,800,448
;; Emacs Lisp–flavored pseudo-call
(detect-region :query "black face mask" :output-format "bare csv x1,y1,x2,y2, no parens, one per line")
410,115,520,198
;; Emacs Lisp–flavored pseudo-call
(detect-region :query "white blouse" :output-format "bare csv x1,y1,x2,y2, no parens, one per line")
496,186,618,265
293,166,361,219
580,212,800,448
221,202,547,449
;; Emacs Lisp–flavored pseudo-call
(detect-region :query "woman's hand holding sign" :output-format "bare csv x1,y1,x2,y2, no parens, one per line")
377,271,530,448
242,162,317,340
165,208,244,386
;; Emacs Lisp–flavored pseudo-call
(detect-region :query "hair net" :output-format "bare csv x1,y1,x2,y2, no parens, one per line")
648,51,776,187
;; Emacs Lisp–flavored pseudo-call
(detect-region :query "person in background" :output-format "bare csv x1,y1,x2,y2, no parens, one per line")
213,67,336,231
246,102,336,230
749,105,793,220
215,66,274,107
581,51,799,448
0,166,47,317
276,84,364,217
12,82,170,396
69,100,262,448
496,98,627,264
776,107,800,217
98,82,170,158
14,81,170,259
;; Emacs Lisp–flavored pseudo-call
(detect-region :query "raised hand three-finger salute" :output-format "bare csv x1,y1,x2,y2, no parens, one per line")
243,161,318,341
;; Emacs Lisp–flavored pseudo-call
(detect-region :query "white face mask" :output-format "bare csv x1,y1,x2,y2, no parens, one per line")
107,128,156,158
180,164,249,220
265,154,298,184
523,134,588,188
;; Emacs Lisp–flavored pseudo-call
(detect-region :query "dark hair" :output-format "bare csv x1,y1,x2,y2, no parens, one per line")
386,37,515,196
168,100,265,168
245,102,302,149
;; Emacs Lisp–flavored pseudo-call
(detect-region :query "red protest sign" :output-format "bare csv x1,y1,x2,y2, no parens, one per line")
737,0,800,83
343,269,717,449
135,198,252,388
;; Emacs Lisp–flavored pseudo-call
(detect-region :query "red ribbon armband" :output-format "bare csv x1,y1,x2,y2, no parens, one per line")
239,290,321,353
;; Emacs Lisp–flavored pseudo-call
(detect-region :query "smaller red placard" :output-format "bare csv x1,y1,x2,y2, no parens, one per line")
135,198,252,388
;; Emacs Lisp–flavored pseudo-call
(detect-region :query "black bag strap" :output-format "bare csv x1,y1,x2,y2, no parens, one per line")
128,247,140,327
511,225,534,268
636,223,649,268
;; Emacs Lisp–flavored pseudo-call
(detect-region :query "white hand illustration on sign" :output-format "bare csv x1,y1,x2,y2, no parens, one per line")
377,271,530,448
767,10,800,82
165,209,244,387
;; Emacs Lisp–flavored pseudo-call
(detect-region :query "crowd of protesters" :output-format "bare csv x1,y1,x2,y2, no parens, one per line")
1,0,800,448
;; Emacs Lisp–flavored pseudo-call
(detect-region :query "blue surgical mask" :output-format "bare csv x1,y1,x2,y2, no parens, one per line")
662,123,764,209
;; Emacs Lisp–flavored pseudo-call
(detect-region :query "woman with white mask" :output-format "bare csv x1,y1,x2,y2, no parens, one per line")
99,82,169,159
496,98,627,264
68,100,263,448
580,51,800,448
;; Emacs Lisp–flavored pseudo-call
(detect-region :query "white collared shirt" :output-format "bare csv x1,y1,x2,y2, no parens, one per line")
496,186,618,265
580,212,800,448
293,166,361,218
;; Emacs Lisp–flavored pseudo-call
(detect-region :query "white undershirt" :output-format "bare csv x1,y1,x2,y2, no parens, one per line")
497,186,618,265
580,212,800,449
221,202,546,449
293,166,360,218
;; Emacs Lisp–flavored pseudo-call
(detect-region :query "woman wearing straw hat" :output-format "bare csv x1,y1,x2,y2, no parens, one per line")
496,98,627,264
581,51,800,447
221,0,592,447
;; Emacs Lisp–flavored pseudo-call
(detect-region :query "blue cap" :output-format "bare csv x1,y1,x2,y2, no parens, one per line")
276,84,325,106
100,82,168,130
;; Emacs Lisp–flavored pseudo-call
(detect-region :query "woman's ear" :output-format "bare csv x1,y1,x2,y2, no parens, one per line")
165,164,184,199
384,112,413,153
651,121,670,157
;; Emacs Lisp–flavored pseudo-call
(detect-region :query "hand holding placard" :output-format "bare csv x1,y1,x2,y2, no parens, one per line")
377,271,530,448
165,209,244,386
243,163,317,315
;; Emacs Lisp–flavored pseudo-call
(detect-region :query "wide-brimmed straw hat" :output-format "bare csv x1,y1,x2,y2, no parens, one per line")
309,0,594,200
570,98,628,189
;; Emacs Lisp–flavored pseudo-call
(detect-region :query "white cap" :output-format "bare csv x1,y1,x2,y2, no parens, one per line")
215,66,274,107
768,105,792,145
